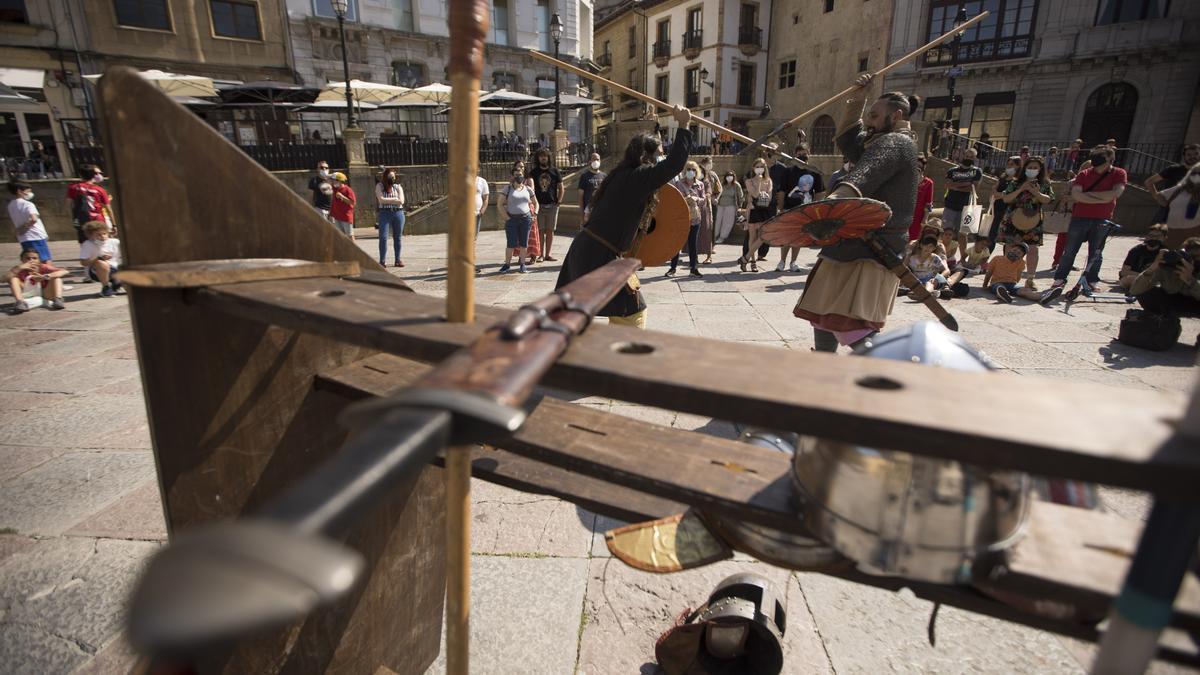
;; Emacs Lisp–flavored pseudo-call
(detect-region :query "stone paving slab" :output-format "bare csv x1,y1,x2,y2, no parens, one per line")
0,445,67,482
64,481,167,543
1,395,151,449
0,451,155,536
471,481,594,558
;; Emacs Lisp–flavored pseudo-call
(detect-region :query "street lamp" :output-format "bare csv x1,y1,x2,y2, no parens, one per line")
331,0,357,129
698,66,714,89
945,6,968,132
550,13,563,131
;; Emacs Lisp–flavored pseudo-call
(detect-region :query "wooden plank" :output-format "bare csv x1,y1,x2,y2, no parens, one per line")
119,259,361,288
98,67,443,675
195,275,1198,500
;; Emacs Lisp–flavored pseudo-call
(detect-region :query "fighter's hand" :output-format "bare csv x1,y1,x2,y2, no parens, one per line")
854,73,875,88
671,105,691,126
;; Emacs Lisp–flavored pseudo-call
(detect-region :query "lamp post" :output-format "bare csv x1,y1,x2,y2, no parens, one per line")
551,13,563,131
331,0,357,129
945,6,968,132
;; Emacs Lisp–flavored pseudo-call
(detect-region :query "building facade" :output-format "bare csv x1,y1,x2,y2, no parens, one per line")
883,0,1200,155
285,0,593,142
593,0,656,126
765,0,897,154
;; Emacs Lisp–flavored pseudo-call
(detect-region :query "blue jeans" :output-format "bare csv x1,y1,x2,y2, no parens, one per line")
1053,217,1109,283
377,209,405,263
505,213,533,248
670,224,700,271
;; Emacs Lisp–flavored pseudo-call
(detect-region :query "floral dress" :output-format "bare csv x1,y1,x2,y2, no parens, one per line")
1000,181,1054,246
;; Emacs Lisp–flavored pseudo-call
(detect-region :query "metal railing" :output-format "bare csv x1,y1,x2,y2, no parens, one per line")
358,119,449,141
689,126,741,156
365,139,448,167
930,131,1179,181
596,52,612,68
241,142,348,171
682,30,703,52
653,40,671,59
737,26,762,47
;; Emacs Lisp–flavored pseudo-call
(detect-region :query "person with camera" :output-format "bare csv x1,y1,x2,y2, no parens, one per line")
1119,224,1168,292
1128,237,1200,318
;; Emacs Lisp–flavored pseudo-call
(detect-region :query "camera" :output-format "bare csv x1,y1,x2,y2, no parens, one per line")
1161,249,1187,268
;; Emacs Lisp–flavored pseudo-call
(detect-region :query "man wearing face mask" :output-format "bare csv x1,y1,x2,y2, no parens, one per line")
308,161,333,218
1052,145,1127,289
7,181,51,263
529,148,563,262
793,73,920,352
577,152,605,223
1120,224,1168,292
941,148,982,260
66,165,113,245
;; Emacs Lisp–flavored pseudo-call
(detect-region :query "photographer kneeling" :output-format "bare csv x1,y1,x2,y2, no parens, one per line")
1129,237,1200,317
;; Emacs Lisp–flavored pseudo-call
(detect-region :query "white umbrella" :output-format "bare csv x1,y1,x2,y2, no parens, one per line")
84,69,217,97
479,88,549,108
514,93,604,111
302,99,379,111
318,80,410,105
0,83,37,106
385,82,455,106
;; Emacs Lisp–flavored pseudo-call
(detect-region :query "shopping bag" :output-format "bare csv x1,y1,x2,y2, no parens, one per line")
961,188,985,235
1042,197,1073,234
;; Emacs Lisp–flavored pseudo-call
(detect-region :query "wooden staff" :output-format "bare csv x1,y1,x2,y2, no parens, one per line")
740,11,990,155
528,50,807,166
445,0,488,672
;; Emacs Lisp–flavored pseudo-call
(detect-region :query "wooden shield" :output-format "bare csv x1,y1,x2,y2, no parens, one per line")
630,184,691,267
761,197,892,249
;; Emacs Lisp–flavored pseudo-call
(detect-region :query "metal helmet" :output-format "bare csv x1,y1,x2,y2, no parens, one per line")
790,322,1030,584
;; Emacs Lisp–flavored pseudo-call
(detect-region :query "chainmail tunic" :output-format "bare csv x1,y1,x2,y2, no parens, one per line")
822,121,919,262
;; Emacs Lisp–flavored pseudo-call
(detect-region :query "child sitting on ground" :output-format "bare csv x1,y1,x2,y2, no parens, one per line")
984,241,1062,306
79,220,123,298
940,227,961,268
5,248,66,312
902,234,949,297
944,234,993,296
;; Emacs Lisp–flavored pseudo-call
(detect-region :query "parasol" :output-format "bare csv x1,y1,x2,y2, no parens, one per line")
317,80,410,104
84,69,218,98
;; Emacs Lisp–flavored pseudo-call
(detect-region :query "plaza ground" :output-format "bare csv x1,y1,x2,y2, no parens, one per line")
0,231,1196,674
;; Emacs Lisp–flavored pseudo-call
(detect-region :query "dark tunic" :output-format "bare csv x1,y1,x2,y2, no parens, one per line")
827,122,919,262
555,128,692,317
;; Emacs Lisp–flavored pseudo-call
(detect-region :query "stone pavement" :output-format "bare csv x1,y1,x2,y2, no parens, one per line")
0,233,1195,674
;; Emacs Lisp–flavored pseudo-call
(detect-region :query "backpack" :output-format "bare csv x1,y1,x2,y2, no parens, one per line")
1118,309,1180,351
71,184,93,224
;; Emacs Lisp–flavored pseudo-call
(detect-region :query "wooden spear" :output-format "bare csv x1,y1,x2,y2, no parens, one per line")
739,10,990,155
445,0,488,672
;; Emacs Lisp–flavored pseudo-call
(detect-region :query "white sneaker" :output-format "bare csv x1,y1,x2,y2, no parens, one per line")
775,261,786,272
790,263,801,273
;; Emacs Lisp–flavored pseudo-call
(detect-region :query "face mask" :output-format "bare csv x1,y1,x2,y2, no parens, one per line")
754,167,765,176
725,175,734,184
1145,240,1163,249
1090,154,1107,166
590,160,600,170
1025,169,1040,179
94,175,105,183
1006,252,1021,261
962,159,974,167
685,170,696,180
1189,174,1200,185
21,191,34,201
1005,167,1017,177
319,168,330,176
843,162,851,171
513,174,523,182
656,155,666,164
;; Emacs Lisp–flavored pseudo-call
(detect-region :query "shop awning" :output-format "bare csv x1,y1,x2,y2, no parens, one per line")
0,68,45,90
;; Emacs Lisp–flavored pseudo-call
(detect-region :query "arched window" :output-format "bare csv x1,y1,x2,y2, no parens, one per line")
1079,82,1137,147
811,115,836,154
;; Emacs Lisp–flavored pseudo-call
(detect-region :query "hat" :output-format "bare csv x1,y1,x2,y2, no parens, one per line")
332,172,348,182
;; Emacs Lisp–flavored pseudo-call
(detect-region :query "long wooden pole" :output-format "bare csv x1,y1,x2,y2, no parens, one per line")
445,0,488,672
740,11,990,153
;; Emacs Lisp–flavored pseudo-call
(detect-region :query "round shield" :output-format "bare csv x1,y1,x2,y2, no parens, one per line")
760,197,892,249
629,184,691,267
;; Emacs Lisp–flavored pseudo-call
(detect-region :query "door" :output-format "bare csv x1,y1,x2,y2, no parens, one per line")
1078,82,1137,147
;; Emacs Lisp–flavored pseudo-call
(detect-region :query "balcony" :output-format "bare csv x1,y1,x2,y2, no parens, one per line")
596,52,612,69
652,40,671,67
737,26,762,56
682,30,702,59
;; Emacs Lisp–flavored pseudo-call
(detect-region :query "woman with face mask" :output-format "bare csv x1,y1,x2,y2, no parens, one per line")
668,160,710,277
999,157,1054,292
696,157,720,264
740,158,773,272
1156,163,1200,248
497,164,539,274
375,167,406,267
714,170,745,244
986,156,1023,250
509,160,541,264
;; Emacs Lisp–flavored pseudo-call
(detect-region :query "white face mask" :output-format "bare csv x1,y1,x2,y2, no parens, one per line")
589,160,600,170
725,175,734,184
21,191,34,201
1190,173,1200,185
1005,167,1017,176
754,167,765,176
319,168,330,176
1025,168,1040,179
842,162,851,171
685,170,697,180
655,155,666,164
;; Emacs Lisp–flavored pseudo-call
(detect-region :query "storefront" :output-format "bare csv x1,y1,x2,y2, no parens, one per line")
0,68,73,178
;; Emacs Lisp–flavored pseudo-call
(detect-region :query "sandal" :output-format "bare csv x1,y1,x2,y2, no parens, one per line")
738,256,747,272
750,261,758,272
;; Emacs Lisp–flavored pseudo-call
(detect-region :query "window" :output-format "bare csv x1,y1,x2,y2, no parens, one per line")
392,62,426,88
210,1,260,39
739,3,757,29
824,0,834,11
314,0,358,21
395,0,414,31
655,74,670,103
654,20,671,57
628,68,637,90
687,6,702,32
537,78,556,99
114,0,172,30
858,55,869,72
493,72,518,91
924,1,1038,66
1096,0,1169,24
811,115,836,154
685,66,700,108
1079,82,1138,146
491,0,509,45
0,0,28,23
535,0,551,52
967,92,1015,147
923,95,962,129
737,63,754,106
778,60,796,89
628,26,637,58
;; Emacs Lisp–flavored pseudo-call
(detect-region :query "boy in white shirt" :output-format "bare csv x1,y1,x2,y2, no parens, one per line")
79,220,123,297
7,181,52,263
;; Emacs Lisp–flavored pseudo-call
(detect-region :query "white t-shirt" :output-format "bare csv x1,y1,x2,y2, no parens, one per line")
80,238,122,267
474,176,490,215
7,197,47,242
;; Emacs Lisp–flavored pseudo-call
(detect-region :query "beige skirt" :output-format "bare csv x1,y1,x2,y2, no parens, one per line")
795,257,898,330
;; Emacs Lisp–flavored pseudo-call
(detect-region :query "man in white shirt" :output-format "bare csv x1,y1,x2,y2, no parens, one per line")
474,173,490,274
7,181,52,262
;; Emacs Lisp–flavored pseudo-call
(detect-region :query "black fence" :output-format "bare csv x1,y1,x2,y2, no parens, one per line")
239,142,347,172
933,132,1180,181
365,139,448,167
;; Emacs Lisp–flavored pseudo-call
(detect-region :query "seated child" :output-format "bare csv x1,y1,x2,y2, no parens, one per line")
6,248,66,312
940,228,961,268
903,234,949,297
984,241,1062,306
79,220,123,298
906,219,948,258
942,235,993,298
1119,224,1167,292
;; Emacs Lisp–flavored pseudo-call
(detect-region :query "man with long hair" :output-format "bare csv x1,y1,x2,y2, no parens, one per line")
554,105,693,329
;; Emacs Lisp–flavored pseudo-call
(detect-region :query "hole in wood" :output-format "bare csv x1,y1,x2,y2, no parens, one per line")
316,289,346,298
612,342,655,355
856,375,903,391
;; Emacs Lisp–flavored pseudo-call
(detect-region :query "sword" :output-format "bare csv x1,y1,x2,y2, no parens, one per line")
864,233,959,332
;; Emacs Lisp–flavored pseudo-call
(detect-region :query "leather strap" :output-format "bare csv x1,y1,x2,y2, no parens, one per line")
580,226,624,257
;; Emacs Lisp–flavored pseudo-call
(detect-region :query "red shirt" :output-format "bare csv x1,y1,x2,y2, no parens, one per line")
66,181,111,222
1071,167,1127,220
912,176,934,227
330,184,356,223
16,262,62,287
